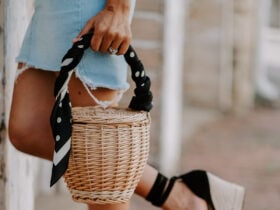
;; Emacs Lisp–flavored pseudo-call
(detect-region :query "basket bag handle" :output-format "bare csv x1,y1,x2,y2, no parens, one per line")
49,32,153,186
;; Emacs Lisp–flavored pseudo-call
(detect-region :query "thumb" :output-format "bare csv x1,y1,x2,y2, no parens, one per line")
73,20,94,43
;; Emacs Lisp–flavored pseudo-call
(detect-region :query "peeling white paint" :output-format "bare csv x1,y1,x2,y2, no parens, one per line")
4,1,37,210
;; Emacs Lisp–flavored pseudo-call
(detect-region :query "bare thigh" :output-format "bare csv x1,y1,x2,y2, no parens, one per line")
9,67,118,160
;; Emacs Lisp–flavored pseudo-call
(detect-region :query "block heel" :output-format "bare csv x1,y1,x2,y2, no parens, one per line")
207,172,245,210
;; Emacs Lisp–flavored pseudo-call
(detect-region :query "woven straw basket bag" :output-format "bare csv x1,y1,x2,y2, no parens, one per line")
65,107,150,204
50,32,153,205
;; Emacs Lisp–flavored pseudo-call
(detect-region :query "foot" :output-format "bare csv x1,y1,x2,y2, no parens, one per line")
146,170,245,210
180,170,245,210
162,180,208,210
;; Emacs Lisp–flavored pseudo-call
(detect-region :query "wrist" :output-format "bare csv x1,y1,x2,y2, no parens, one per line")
105,0,130,14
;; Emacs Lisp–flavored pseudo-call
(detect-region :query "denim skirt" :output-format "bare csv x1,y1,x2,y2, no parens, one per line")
16,0,136,91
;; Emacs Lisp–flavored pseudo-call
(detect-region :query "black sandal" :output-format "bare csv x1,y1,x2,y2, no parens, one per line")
146,170,245,210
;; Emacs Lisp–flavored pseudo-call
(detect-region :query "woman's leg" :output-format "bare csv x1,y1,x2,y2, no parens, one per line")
9,68,56,160
8,68,206,210
9,68,129,210
8,67,120,159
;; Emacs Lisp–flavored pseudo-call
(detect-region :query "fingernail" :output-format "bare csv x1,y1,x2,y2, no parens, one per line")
72,37,79,43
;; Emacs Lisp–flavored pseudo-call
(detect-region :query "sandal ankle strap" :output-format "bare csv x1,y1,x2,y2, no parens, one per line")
155,176,177,206
146,173,178,207
146,173,168,206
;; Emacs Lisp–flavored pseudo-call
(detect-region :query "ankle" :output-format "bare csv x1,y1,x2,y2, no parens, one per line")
162,180,207,210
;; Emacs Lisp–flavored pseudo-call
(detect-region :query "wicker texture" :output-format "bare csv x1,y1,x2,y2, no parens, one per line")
64,106,151,204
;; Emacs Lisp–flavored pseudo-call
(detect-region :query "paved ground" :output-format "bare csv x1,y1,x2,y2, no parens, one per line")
36,107,280,210
180,107,280,210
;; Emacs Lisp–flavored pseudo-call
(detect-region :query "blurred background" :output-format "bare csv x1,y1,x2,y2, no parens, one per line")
1,0,280,210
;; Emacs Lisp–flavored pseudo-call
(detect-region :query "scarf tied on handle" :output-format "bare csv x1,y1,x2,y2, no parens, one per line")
50,32,153,186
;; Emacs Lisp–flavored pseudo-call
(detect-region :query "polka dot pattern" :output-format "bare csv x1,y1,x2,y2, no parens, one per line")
57,117,62,123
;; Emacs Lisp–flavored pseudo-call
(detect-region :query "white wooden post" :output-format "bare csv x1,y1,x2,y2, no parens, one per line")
255,0,280,101
219,0,234,111
232,0,257,113
0,0,5,209
278,0,280,26
160,0,186,175
4,1,37,210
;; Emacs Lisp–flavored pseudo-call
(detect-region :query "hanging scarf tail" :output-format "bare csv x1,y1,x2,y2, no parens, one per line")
49,35,91,187
50,90,73,186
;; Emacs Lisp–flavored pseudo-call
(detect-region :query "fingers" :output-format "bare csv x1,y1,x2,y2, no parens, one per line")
92,29,131,55
73,9,131,55
74,27,130,55
117,37,130,55
90,29,104,52
99,32,115,53
72,19,94,43
108,33,130,55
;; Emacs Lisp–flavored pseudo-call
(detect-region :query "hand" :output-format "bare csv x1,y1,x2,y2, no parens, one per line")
73,2,131,55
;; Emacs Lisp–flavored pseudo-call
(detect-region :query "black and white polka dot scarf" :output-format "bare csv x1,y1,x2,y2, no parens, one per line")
50,33,153,186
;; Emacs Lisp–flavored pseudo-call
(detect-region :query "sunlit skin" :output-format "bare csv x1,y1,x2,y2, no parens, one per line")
8,0,207,209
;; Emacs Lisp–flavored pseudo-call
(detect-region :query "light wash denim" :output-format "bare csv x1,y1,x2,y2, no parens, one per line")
16,0,136,91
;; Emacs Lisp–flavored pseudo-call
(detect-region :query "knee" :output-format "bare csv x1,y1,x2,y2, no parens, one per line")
8,118,34,152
